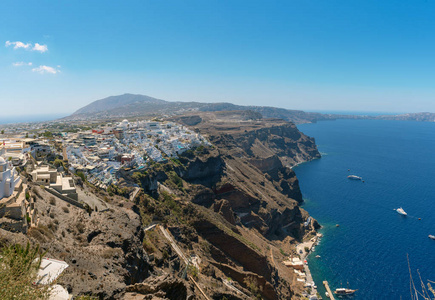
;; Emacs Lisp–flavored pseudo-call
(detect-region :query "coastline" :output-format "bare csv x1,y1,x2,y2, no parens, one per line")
295,233,323,299
291,155,324,298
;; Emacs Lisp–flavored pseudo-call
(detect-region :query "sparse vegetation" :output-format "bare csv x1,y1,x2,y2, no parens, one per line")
408,255,435,299
244,275,263,299
168,171,184,190
0,242,49,300
74,296,99,300
76,171,86,182
76,222,85,234
62,206,69,213
101,248,122,259
53,158,66,169
143,230,159,253
170,158,182,166
162,249,169,260
187,264,199,280
131,171,147,185
107,184,130,198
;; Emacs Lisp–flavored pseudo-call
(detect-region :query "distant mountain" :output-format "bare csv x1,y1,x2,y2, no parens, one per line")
67,93,435,124
72,94,168,115
70,93,207,120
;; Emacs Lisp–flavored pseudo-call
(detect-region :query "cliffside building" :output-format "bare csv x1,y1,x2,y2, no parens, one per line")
0,157,21,199
31,165,78,200
0,157,37,231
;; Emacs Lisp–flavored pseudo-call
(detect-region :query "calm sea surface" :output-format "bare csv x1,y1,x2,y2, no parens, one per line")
295,119,435,300
0,114,65,124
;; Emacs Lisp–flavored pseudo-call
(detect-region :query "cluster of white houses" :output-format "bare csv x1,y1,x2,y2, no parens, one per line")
0,118,208,226
63,119,210,188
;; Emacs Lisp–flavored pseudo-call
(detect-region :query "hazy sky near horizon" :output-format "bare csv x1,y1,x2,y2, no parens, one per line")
2,0,435,117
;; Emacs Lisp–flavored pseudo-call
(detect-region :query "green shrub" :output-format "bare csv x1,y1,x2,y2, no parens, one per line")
76,171,86,182
168,171,183,190
53,159,65,169
188,265,199,280
244,276,262,299
0,242,50,300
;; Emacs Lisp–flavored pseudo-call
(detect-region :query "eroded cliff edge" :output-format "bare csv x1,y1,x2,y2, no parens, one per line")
128,112,322,299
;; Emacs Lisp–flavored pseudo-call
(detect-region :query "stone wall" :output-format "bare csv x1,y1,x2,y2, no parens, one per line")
45,187,84,209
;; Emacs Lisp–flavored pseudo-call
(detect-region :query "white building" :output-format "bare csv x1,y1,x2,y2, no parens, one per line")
31,165,78,200
0,157,20,200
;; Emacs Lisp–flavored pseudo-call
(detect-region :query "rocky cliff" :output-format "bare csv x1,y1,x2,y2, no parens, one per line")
128,112,322,299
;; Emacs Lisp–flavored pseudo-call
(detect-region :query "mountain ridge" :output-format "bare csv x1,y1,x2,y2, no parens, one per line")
72,93,167,115
69,93,435,124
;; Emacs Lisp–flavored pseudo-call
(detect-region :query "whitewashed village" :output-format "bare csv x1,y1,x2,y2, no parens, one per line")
1,118,210,199
65,119,210,189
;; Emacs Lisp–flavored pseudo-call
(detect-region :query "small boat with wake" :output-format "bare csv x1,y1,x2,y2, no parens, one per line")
429,235,435,240
347,175,362,180
396,207,407,216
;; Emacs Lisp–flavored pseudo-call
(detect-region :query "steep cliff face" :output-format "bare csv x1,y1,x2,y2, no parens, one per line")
151,115,321,299
127,113,321,299
205,121,320,168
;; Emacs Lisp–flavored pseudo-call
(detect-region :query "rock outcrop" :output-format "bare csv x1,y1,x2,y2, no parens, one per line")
26,185,149,299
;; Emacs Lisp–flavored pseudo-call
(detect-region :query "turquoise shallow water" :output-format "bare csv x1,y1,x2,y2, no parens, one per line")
294,119,435,300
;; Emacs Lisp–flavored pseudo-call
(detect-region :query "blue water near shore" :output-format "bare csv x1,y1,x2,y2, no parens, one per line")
294,119,435,300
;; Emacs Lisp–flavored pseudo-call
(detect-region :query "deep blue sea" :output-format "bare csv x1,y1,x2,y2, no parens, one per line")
295,119,435,300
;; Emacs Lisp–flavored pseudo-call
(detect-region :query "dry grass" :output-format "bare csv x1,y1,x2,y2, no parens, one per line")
101,248,122,259
0,242,50,300
408,254,435,300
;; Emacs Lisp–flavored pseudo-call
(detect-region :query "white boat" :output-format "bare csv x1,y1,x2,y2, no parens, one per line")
334,288,357,295
315,255,321,258
347,175,362,180
396,207,407,216
429,235,435,240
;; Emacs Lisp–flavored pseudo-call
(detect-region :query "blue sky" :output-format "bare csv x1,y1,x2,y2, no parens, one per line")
2,0,435,117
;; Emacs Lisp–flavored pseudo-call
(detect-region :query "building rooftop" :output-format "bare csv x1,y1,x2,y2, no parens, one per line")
35,258,69,285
